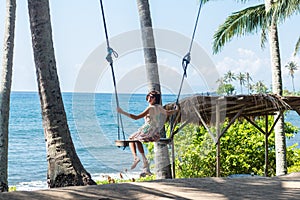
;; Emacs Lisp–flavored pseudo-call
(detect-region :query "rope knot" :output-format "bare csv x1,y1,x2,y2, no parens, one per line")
106,47,118,64
182,52,191,77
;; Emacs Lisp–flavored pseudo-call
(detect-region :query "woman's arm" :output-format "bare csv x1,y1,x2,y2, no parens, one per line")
165,105,179,116
117,106,150,120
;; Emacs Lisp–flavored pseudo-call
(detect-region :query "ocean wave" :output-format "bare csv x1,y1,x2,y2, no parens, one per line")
15,180,48,191
14,172,141,191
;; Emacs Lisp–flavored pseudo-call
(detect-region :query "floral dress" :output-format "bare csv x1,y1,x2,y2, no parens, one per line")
129,104,167,142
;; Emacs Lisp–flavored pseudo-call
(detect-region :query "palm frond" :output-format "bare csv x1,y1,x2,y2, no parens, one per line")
201,0,210,4
294,36,300,56
213,4,266,54
269,0,300,24
260,28,267,49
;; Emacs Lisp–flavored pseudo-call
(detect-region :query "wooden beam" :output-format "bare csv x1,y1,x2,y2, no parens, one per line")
267,112,283,137
193,106,216,143
294,108,300,116
171,119,192,137
218,106,246,140
244,116,266,135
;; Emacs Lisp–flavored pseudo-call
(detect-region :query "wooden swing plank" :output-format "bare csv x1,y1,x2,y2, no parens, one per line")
115,138,172,147
115,140,137,147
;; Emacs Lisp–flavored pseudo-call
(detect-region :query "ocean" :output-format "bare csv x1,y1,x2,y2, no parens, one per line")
7,92,300,190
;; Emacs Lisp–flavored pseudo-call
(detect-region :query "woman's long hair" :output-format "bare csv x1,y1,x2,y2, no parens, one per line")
146,90,161,104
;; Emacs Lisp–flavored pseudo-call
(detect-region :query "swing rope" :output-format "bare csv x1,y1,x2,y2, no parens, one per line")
99,0,125,142
177,0,203,104
170,0,204,138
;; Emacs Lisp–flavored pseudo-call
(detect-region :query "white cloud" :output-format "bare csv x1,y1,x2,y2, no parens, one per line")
216,48,271,86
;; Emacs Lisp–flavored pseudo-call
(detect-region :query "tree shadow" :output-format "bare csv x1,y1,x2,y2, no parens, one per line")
1,176,300,200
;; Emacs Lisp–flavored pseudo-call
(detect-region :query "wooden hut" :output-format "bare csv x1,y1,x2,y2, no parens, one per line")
166,94,300,177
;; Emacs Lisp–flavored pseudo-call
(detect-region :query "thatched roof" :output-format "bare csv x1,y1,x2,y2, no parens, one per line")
165,94,300,125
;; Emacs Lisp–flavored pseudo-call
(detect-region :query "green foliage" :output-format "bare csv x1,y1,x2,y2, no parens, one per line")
219,118,275,176
136,174,156,182
144,141,154,165
217,83,235,95
146,116,300,178
95,174,156,185
283,89,300,96
174,125,216,178
289,164,300,173
8,186,16,192
287,144,300,173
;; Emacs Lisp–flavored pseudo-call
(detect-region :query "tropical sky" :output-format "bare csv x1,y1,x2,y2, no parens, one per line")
0,0,299,94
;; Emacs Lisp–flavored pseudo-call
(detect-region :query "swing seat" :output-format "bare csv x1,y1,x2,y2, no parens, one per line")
115,140,137,147
115,138,172,147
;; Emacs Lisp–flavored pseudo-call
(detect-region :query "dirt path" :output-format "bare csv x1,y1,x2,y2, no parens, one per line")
0,174,299,200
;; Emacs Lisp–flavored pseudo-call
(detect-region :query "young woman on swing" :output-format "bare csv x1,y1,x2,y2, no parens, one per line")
117,90,179,172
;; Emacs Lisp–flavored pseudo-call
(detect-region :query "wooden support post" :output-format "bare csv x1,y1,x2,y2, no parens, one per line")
216,102,221,177
171,139,175,179
244,113,285,177
265,114,269,177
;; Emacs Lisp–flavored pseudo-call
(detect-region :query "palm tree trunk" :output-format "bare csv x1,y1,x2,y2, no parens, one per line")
265,0,287,176
136,0,172,179
292,77,295,93
27,0,96,187
240,83,243,94
0,0,16,192
136,0,160,92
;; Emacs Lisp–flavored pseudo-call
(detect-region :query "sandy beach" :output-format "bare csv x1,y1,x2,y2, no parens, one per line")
0,173,299,200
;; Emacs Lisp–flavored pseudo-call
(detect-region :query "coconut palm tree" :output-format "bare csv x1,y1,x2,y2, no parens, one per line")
27,0,95,187
136,0,171,179
237,72,246,94
224,70,236,83
265,0,286,176
248,83,255,94
264,9,285,176
254,80,268,93
285,61,298,93
0,0,16,192
210,0,300,175
245,72,253,94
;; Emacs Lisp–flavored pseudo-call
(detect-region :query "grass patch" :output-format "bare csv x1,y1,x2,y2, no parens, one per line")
96,174,156,185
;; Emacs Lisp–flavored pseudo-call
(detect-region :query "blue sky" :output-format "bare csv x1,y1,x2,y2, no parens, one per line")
0,0,299,94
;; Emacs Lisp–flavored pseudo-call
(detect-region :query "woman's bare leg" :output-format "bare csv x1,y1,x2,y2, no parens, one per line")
129,142,137,157
136,142,148,168
130,142,140,169
136,141,144,154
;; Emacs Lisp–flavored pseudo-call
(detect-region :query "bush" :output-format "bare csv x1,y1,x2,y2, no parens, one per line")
146,116,300,178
